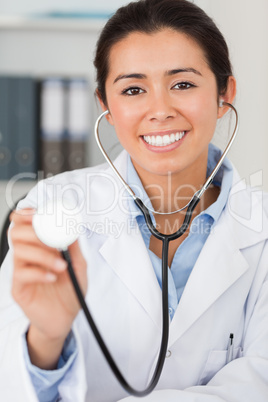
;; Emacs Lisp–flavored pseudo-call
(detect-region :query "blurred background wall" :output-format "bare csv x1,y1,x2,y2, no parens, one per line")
0,0,267,232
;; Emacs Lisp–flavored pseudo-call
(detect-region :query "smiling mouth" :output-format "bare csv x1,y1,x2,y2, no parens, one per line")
142,131,186,147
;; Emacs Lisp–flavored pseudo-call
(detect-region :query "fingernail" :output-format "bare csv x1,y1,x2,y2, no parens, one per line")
55,259,67,271
46,273,57,282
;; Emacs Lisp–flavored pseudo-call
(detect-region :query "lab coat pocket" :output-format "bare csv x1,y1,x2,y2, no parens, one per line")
198,347,243,385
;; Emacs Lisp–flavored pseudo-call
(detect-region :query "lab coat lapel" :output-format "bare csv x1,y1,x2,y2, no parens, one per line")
168,219,249,346
99,223,162,330
82,151,162,330
168,171,268,347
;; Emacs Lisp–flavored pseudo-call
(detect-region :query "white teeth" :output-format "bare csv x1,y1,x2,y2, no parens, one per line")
163,135,170,145
143,131,186,146
156,135,162,145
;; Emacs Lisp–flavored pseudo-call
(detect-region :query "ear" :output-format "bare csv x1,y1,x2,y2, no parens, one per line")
96,89,114,126
218,76,237,118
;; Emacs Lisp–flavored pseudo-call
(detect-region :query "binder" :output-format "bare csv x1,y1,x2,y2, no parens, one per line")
65,78,89,171
40,78,66,177
10,77,38,178
0,76,38,180
0,76,11,180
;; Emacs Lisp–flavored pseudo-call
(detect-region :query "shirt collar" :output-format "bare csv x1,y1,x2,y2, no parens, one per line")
127,143,233,226
204,143,233,222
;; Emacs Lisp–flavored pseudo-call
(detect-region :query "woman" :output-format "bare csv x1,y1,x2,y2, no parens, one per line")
0,0,268,401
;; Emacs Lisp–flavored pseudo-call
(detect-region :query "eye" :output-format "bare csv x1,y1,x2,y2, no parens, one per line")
172,82,196,90
122,87,145,96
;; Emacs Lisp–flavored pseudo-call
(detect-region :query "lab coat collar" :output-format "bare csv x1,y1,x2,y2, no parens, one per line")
81,150,130,232
225,166,268,249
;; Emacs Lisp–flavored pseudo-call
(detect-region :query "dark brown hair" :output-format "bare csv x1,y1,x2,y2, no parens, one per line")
94,0,233,106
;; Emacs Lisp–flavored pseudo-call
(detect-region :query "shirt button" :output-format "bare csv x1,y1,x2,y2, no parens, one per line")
169,307,173,315
166,350,171,358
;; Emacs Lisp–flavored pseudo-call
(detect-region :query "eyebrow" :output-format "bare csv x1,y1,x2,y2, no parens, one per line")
166,68,202,77
113,73,146,84
113,68,202,84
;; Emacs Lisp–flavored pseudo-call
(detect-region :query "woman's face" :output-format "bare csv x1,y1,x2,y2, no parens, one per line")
100,29,231,180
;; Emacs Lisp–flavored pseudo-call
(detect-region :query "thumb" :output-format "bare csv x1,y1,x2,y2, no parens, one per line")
68,239,86,267
67,239,88,294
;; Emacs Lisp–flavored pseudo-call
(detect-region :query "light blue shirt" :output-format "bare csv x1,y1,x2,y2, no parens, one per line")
127,143,233,319
23,331,77,402
23,143,233,401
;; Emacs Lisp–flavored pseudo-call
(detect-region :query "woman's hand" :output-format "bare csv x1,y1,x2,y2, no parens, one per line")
10,208,87,369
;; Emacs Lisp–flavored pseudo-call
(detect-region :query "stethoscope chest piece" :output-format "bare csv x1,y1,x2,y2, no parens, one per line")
32,199,79,250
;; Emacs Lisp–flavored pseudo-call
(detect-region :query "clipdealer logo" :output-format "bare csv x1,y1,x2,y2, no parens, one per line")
4,169,266,235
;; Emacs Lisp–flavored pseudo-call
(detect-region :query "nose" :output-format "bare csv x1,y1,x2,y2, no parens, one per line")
146,90,177,122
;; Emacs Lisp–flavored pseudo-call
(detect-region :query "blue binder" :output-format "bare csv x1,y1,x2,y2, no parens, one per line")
9,77,38,179
0,77,12,180
0,76,38,180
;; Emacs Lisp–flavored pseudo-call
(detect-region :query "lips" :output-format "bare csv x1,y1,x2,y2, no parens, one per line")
143,131,186,147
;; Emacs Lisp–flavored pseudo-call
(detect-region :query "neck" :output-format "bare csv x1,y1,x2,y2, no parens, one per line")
132,153,210,214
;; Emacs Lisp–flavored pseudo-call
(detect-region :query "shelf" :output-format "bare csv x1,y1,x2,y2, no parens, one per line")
0,16,107,32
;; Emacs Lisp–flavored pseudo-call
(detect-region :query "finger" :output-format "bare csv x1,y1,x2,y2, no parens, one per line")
10,223,53,250
10,208,36,225
14,244,67,273
10,214,68,253
11,224,38,243
13,265,58,286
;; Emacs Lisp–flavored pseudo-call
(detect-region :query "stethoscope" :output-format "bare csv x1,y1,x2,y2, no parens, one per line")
33,101,238,397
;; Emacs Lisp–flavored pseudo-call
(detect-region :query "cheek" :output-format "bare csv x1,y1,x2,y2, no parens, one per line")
185,92,218,134
108,97,142,134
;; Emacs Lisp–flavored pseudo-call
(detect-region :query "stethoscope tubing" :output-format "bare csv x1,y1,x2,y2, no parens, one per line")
63,102,238,396
62,199,196,397
62,237,169,397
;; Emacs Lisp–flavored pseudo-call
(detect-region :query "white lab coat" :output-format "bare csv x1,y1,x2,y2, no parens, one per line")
0,150,268,402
